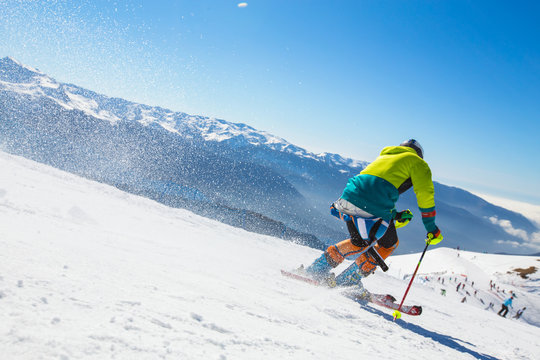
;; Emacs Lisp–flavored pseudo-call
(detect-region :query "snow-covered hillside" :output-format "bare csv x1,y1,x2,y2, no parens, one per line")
385,249,540,326
1,151,539,359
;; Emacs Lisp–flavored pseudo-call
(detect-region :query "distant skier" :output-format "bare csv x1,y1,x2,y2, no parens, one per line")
497,295,514,317
513,307,526,319
300,139,442,292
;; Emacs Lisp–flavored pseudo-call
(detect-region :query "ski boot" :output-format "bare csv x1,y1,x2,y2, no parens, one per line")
304,252,338,287
335,261,372,300
341,280,371,303
335,261,372,287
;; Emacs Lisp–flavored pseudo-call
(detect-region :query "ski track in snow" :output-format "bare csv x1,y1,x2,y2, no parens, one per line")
1,151,539,360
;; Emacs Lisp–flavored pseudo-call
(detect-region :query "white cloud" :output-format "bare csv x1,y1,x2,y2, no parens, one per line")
474,192,540,227
496,239,540,251
531,231,540,245
489,216,540,251
495,240,522,248
489,216,528,241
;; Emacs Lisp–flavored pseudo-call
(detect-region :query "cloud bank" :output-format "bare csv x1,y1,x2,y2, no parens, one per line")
475,192,540,227
489,216,540,251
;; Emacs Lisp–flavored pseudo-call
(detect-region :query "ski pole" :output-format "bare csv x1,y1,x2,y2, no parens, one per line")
392,240,431,320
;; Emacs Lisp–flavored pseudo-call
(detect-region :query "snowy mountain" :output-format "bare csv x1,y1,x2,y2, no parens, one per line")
1,151,539,359
0,57,364,171
1,56,538,254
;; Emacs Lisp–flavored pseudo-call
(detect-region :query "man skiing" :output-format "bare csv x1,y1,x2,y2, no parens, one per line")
498,295,514,317
302,139,443,292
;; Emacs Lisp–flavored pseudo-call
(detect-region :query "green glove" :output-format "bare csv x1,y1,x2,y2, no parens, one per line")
426,228,443,245
395,209,413,229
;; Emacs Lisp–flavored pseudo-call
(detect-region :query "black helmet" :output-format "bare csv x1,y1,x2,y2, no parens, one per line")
400,139,424,158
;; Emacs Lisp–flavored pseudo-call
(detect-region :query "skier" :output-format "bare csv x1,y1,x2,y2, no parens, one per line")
301,139,443,292
513,307,526,319
497,295,514,317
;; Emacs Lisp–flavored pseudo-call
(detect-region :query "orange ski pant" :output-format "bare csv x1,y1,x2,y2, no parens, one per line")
326,238,399,274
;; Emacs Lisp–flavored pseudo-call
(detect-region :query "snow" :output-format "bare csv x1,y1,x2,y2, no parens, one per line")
0,80,39,97
37,76,60,89
4,56,43,75
63,91,120,123
1,151,539,359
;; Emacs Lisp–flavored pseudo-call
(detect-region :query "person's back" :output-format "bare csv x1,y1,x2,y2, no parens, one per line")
342,144,436,228
503,297,513,307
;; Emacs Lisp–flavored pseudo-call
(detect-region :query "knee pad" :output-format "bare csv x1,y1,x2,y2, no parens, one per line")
325,246,344,267
355,253,378,275
326,238,366,267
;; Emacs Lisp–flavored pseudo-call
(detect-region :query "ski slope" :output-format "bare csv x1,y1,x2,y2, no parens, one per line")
1,151,539,360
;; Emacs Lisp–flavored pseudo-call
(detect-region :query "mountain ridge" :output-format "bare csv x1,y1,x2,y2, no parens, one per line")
0,56,367,172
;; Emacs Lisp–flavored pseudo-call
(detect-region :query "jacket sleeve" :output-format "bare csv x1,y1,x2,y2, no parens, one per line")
410,161,438,232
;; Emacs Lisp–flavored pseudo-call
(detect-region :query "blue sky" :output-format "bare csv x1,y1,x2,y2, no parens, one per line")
1,0,539,204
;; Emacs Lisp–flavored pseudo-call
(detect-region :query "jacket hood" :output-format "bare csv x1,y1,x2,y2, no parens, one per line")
380,146,419,157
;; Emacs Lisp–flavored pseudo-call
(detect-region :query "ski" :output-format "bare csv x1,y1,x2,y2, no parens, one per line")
281,269,422,316
348,292,422,316
280,269,321,286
